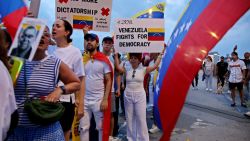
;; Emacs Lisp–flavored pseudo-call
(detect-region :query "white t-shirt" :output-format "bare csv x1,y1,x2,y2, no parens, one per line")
204,61,214,75
51,45,85,103
0,61,17,141
85,60,111,101
228,59,246,83
125,63,146,92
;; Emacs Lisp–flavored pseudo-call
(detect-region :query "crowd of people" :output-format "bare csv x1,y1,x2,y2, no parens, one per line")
0,13,165,140
192,51,250,110
1,12,249,141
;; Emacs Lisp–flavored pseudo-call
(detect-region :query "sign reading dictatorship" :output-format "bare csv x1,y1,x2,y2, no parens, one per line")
56,0,112,32
114,18,165,53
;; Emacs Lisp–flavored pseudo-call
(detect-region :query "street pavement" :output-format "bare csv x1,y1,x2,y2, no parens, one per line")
115,71,250,141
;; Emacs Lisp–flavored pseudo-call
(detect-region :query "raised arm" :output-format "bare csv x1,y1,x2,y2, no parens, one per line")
114,53,125,73
146,47,165,74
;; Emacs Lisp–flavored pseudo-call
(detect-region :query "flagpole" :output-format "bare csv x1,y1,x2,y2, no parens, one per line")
29,0,41,18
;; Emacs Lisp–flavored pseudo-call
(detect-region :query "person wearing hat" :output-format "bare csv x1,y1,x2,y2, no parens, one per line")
216,56,228,88
80,33,113,141
101,36,122,140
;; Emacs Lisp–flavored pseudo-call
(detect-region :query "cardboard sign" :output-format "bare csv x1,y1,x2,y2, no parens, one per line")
56,0,112,32
8,17,46,61
114,18,165,53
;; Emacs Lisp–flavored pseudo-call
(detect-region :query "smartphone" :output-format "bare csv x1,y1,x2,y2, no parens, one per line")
9,57,24,86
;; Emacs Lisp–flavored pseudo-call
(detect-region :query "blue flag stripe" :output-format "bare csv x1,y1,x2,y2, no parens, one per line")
154,0,212,129
0,0,26,18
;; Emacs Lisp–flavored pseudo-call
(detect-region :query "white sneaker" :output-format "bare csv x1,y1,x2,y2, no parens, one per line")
206,88,209,91
245,111,250,117
109,136,122,141
149,124,160,134
209,89,212,92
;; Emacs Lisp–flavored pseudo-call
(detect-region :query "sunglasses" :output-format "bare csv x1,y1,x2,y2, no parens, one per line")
132,70,136,79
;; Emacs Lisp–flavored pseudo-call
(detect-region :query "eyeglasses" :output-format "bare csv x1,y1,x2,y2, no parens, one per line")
132,70,136,79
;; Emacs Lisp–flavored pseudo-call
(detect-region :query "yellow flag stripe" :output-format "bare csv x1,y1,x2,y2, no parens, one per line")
73,15,93,21
132,2,166,19
148,28,164,33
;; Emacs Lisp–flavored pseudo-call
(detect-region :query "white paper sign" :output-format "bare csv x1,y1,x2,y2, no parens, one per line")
8,17,46,61
56,0,112,32
114,18,165,53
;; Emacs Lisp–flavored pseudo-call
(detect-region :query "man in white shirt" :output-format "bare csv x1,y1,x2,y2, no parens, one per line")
79,33,112,141
227,52,246,107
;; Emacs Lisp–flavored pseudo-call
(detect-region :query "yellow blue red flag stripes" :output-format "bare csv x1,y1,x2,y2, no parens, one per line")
148,28,164,41
132,2,165,19
154,0,250,141
72,15,93,29
0,0,27,39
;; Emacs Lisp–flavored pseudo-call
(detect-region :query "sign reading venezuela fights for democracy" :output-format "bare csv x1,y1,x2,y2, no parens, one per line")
114,18,165,53
56,0,112,32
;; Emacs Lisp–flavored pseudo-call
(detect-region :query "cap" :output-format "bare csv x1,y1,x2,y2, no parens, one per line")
220,56,224,59
102,36,113,43
84,33,99,43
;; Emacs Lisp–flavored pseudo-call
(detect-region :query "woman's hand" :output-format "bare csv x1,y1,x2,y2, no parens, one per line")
45,88,62,103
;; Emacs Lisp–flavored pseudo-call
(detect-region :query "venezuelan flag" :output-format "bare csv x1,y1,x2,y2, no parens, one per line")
132,2,165,19
154,0,250,140
148,28,164,41
73,15,93,29
0,0,27,39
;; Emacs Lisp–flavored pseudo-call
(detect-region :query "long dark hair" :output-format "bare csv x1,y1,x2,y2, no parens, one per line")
61,19,73,43
0,29,12,70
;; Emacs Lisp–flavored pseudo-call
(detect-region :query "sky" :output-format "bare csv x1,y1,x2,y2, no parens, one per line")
35,0,249,58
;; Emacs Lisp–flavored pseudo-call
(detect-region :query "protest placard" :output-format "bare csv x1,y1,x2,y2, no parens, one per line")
8,17,46,61
114,18,165,53
56,0,112,32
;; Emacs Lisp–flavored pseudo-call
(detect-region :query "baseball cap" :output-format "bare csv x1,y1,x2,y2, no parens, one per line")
84,33,99,43
102,36,113,43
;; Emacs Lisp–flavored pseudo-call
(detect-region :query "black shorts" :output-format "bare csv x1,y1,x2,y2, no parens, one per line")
229,82,243,91
60,102,75,132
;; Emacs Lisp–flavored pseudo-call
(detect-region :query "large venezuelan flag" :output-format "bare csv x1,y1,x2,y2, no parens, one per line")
73,15,93,29
154,0,250,141
132,2,165,19
0,0,27,39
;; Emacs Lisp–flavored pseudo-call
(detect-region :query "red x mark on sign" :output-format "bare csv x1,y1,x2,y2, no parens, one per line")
101,8,110,16
59,0,68,3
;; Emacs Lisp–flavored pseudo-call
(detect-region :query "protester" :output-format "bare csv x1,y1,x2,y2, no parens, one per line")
191,73,199,90
51,19,85,141
114,48,164,141
0,28,17,141
79,33,113,141
216,56,228,88
148,53,161,134
7,26,80,141
227,52,247,107
203,56,214,92
10,25,37,59
101,36,121,141
242,52,250,101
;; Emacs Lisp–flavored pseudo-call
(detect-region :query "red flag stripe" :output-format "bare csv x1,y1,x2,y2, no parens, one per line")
158,0,250,141
2,6,28,39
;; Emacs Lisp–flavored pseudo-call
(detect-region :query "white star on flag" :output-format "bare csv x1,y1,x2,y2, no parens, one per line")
174,28,179,39
180,23,185,33
185,20,192,31
156,84,160,94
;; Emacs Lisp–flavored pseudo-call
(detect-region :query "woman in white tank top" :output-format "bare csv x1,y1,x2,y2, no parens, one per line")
114,52,163,141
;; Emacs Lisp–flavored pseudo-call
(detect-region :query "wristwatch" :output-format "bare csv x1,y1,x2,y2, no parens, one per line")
59,86,66,94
